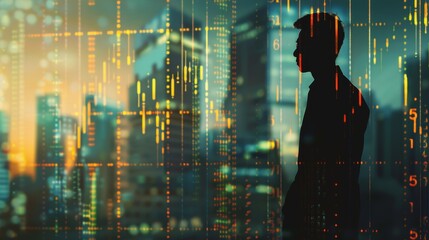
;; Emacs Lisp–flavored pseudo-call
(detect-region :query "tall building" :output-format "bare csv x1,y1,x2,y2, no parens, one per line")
219,4,283,238
0,111,9,203
79,94,120,239
35,94,61,186
0,111,10,239
59,116,81,239
126,7,204,239
32,94,67,238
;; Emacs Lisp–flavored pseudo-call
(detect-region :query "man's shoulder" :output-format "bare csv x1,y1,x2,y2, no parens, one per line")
339,74,357,91
339,74,370,114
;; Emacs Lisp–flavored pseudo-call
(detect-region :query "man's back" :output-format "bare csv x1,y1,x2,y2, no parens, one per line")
283,67,369,239
283,13,370,239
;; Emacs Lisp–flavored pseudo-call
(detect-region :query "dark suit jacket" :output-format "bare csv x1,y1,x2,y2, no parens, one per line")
282,67,370,239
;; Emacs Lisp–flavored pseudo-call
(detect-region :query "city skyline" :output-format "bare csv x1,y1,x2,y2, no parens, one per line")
0,0,427,239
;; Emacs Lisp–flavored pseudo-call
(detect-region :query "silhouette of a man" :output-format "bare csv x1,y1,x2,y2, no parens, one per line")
282,13,369,240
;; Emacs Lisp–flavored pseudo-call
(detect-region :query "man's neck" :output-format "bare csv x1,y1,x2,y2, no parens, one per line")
310,64,338,82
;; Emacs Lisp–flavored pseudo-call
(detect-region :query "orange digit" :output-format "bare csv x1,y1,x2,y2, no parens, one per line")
410,175,418,187
410,230,418,239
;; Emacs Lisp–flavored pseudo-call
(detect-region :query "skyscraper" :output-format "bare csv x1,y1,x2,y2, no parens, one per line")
220,4,282,238
34,94,63,226
35,94,61,186
79,94,120,239
126,7,204,239
59,115,81,239
33,94,66,238
0,111,9,203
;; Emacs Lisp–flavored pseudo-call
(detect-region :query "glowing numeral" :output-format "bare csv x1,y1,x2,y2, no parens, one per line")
410,175,418,187
273,39,280,50
410,230,419,239
409,108,418,133
270,15,280,26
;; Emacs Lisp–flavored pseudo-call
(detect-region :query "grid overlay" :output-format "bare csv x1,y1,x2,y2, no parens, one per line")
0,0,427,239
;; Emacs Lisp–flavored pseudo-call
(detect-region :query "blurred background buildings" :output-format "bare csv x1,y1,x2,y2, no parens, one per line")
0,0,426,239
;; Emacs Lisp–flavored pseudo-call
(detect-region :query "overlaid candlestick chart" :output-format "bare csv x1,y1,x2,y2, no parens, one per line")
0,0,427,239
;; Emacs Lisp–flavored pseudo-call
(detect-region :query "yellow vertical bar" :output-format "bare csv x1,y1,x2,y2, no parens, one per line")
184,65,188,83
77,126,81,149
137,81,141,107
156,108,159,144
142,93,146,134
152,78,156,100
142,109,146,134
171,74,175,98
82,105,87,134
404,74,408,106
156,128,159,144
161,122,165,141
194,66,198,85
398,56,402,69
373,38,377,64
200,65,203,80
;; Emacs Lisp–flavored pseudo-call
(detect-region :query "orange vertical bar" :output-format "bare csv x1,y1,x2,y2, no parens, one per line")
335,16,339,54
310,7,314,37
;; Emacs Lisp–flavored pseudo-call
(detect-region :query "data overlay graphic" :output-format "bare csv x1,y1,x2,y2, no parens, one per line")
0,0,427,239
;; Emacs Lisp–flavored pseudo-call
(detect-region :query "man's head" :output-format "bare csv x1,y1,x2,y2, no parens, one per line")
293,13,344,73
